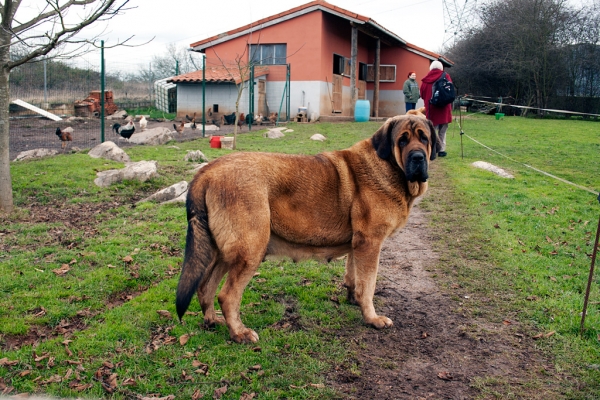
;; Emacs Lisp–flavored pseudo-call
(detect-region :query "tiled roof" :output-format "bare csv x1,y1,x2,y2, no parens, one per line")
188,0,452,66
190,0,404,50
167,66,269,84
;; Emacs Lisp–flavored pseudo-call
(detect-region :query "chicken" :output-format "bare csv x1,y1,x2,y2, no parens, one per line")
237,113,245,131
139,116,148,131
191,120,197,130
223,112,236,125
55,127,73,149
254,113,264,125
186,112,196,122
112,120,135,139
174,120,185,134
207,107,213,117
269,112,278,124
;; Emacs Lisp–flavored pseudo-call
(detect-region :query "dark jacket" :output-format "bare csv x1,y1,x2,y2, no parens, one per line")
403,78,420,103
420,69,453,126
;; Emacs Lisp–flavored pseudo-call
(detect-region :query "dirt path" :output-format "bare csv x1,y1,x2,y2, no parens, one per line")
328,199,564,399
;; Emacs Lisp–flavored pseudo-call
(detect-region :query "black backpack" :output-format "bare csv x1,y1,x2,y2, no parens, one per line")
429,72,456,107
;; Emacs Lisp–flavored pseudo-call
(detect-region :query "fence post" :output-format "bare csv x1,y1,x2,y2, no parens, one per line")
248,64,254,131
287,64,291,121
43,59,48,109
100,40,105,143
202,55,205,138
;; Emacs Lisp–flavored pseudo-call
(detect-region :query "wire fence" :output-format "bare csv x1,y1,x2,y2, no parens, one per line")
8,51,158,160
8,52,292,160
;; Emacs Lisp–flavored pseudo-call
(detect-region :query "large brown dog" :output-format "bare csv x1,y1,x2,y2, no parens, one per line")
176,114,438,343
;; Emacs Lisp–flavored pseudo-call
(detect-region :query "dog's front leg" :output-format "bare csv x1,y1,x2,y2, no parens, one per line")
351,232,393,329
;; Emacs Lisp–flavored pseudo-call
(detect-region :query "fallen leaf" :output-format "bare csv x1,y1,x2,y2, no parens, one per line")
179,334,190,346
502,320,511,325
290,385,306,389
69,259,78,265
249,364,262,371
549,276,557,282
40,375,62,385
420,332,428,339
437,371,453,381
239,393,255,400
52,264,70,276
123,255,133,263
213,385,227,399
19,370,31,377
532,333,544,340
156,310,172,318
69,382,93,391
252,346,262,352
310,383,325,388
63,368,73,380
494,223,500,229
545,331,556,338
191,389,204,400
0,358,18,367
122,377,136,386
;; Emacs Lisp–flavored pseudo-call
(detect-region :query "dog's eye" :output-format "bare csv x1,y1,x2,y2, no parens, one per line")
398,135,409,147
418,131,428,145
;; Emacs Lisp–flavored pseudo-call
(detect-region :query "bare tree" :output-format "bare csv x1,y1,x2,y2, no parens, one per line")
0,0,131,213
150,43,199,80
447,0,584,111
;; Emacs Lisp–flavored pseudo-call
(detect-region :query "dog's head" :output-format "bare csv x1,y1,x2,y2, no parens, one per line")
371,114,438,188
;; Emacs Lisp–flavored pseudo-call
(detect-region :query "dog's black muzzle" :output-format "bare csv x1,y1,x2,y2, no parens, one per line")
405,150,429,182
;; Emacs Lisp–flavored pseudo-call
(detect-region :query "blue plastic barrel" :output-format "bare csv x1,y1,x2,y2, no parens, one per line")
354,100,370,122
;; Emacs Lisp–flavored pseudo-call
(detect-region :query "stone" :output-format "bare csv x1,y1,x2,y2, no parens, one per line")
138,181,188,203
471,161,514,178
127,127,174,145
106,110,128,120
310,133,327,141
13,148,58,161
185,150,208,162
263,127,286,139
94,160,158,187
88,141,130,162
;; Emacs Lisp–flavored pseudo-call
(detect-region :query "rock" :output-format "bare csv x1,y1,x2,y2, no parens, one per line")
127,127,174,145
106,110,128,120
310,134,326,141
138,181,188,203
167,145,181,150
94,160,158,187
13,148,59,161
471,161,514,178
189,163,208,174
163,190,188,204
185,150,208,162
263,127,286,139
88,141,130,162
284,129,294,133
71,147,82,153
65,116,85,123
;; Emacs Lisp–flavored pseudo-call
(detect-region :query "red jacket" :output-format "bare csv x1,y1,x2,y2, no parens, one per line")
420,69,453,126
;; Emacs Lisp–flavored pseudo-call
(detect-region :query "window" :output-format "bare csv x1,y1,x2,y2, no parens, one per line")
366,65,396,82
333,54,351,76
249,44,287,65
358,62,367,81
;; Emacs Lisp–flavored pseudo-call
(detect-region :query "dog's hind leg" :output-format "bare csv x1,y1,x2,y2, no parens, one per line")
217,248,265,343
343,252,359,305
197,260,227,327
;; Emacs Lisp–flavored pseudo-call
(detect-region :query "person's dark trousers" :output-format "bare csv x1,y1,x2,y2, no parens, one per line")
405,103,416,112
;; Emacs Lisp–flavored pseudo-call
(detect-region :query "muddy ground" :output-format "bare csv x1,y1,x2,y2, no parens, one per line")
326,200,565,399
8,115,259,160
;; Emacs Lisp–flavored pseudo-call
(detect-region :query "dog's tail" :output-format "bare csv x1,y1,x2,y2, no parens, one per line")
175,188,216,321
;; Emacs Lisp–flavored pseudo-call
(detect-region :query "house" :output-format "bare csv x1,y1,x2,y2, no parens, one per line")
170,0,453,121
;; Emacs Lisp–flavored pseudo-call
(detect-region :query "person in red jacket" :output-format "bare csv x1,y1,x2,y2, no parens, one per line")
420,60,452,157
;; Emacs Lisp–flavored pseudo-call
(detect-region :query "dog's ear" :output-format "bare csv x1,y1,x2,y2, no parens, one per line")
427,119,438,161
371,118,396,160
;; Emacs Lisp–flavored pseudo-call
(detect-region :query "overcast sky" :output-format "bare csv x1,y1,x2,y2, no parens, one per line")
62,0,449,72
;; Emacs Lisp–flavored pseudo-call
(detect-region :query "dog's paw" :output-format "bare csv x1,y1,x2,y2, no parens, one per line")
231,328,259,344
367,315,393,329
204,316,226,328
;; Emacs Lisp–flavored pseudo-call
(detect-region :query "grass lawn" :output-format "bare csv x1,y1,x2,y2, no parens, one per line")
1,114,599,398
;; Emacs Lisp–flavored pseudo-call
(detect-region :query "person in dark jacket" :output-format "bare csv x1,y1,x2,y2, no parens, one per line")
420,61,452,157
402,71,420,113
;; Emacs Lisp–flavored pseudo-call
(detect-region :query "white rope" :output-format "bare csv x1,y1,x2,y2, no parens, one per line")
463,97,600,118
463,133,599,196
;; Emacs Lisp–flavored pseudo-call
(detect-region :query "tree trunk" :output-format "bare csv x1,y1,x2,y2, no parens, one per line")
0,30,14,214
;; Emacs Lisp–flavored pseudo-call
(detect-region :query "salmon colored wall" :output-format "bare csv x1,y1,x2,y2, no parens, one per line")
203,11,323,82
366,47,432,91
320,13,370,88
